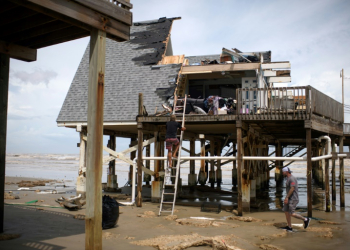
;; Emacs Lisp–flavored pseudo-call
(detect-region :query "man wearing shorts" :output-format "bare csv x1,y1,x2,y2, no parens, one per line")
165,115,186,169
282,166,311,232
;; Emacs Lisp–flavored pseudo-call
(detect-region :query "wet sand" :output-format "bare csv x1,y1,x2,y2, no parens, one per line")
2,176,350,250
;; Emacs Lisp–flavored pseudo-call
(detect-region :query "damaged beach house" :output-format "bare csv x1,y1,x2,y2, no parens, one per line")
57,17,349,216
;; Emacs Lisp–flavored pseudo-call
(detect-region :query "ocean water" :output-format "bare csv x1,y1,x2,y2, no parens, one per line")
5,153,350,211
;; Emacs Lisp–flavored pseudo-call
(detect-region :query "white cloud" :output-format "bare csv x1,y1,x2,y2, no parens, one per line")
11,68,57,86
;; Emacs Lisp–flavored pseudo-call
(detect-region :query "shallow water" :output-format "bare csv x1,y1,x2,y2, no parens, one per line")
5,153,350,211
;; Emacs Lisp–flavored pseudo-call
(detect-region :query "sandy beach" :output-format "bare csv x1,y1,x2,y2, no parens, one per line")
2,175,350,250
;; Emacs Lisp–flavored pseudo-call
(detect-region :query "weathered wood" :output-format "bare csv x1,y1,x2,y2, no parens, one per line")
137,124,143,207
190,139,195,174
182,63,260,74
325,143,330,212
154,131,160,179
237,126,243,216
261,62,291,69
85,29,106,250
209,140,215,188
73,0,132,25
79,130,87,175
0,53,9,233
144,135,151,185
129,137,137,183
331,140,336,203
267,76,291,83
306,128,312,218
0,40,37,62
10,0,130,42
339,136,345,207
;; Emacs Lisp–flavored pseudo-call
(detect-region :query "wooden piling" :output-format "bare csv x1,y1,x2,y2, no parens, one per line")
190,139,195,174
137,93,143,207
325,143,330,212
154,131,160,179
331,140,336,203
129,137,137,183
144,136,151,185
0,53,9,233
232,143,237,188
85,29,106,250
209,139,215,188
237,124,243,216
339,136,345,207
306,128,312,217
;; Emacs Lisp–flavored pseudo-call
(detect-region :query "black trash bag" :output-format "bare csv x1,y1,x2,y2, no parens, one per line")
102,195,119,229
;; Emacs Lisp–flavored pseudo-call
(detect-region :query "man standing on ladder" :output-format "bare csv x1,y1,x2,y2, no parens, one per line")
165,114,186,170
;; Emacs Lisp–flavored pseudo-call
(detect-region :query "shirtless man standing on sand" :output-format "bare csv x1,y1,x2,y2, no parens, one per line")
282,166,311,232
165,114,186,170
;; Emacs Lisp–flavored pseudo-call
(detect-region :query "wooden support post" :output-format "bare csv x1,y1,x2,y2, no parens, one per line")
160,139,164,171
331,140,336,203
136,93,143,207
237,125,243,216
0,53,9,233
154,131,161,176
232,143,237,189
137,123,143,206
325,143,330,212
129,137,137,184
209,139,215,188
85,29,106,250
188,139,197,188
198,134,206,185
216,140,222,188
107,134,117,190
190,139,195,174
339,136,345,207
275,142,282,185
144,135,151,185
306,128,313,218
77,129,87,198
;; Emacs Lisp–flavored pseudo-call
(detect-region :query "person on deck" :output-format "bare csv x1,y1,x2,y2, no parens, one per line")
282,166,311,232
165,114,186,170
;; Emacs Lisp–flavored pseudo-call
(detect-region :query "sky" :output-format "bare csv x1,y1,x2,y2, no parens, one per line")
6,0,350,154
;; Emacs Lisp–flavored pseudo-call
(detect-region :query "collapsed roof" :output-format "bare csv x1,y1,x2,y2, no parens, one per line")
57,17,181,123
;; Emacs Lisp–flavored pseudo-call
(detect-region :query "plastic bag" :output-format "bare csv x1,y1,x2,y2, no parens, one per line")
102,195,119,229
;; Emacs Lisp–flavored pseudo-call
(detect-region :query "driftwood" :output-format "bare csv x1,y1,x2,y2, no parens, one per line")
55,194,85,211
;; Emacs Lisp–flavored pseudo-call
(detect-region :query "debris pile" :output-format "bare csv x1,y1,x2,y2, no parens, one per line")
55,194,85,211
131,233,242,250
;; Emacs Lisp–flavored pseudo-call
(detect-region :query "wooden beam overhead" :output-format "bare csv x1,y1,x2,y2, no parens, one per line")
9,0,130,43
0,14,55,38
267,76,291,83
182,63,260,75
261,62,291,69
0,40,37,62
0,6,37,26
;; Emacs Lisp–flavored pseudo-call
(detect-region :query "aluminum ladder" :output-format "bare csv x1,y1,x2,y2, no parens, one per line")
158,94,187,216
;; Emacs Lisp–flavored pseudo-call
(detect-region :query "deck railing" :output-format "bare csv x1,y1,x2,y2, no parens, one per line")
236,86,343,122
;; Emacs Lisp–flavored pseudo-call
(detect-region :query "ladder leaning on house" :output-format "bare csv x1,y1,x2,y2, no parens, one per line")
158,94,187,216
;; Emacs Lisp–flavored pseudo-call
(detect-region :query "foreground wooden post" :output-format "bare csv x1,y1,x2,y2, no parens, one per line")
137,93,143,207
0,53,9,233
339,136,345,207
325,144,330,212
331,140,336,203
198,134,206,185
144,135,151,185
236,124,243,216
306,128,312,217
85,29,106,250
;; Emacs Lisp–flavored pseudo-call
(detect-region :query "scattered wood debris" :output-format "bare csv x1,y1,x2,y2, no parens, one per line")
131,233,242,250
137,211,156,218
257,244,284,250
4,192,19,200
17,180,50,187
55,194,85,211
165,215,177,221
125,236,135,240
176,218,239,228
103,232,120,239
226,216,262,222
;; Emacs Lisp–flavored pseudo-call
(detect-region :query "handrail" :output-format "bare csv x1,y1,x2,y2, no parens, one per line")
236,86,343,122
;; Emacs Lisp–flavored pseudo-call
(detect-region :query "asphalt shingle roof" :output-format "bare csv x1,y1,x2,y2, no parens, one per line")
57,18,181,123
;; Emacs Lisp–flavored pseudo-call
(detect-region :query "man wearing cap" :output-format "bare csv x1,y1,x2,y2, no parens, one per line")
282,166,311,232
